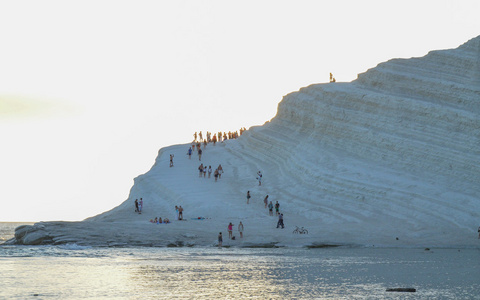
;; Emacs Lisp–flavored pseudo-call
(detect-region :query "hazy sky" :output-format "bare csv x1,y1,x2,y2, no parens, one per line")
1,0,479,222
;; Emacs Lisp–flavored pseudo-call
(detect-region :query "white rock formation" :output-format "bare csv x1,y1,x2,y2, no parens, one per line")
10,35,480,248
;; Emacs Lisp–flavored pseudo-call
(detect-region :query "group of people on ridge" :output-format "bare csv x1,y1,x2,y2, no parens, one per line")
193,129,246,145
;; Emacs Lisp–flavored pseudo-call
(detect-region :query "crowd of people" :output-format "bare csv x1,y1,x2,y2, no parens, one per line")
188,132,226,182
197,163,224,182
193,129,247,145
133,126,292,246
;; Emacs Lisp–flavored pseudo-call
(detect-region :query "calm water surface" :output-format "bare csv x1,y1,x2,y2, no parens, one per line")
1,223,479,299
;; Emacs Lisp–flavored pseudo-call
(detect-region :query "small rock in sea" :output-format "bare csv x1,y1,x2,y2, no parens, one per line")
386,288,416,293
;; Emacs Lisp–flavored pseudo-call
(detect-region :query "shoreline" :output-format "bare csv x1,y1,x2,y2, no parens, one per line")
3,221,479,250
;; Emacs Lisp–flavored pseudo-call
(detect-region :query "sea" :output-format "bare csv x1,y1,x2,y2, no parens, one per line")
1,222,479,299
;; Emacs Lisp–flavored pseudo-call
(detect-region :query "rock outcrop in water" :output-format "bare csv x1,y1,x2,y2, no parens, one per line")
13,224,50,245
9,35,480,248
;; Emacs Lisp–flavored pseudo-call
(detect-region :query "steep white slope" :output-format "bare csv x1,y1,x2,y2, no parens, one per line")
241,35,480,245
12,35,480,247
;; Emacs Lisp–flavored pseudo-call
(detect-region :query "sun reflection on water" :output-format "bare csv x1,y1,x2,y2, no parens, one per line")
128,249,325,299
1,246,479,299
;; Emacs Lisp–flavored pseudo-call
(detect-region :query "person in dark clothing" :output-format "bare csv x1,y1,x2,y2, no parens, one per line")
218,232,223,247
277,213,284,229
178,206,184,220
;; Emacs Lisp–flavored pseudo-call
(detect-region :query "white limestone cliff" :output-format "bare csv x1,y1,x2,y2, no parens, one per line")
10,35,480,248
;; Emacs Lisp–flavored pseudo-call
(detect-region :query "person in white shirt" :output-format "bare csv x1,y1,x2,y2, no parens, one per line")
238,222,244,238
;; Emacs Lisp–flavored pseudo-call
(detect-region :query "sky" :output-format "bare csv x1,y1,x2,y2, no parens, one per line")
1,0,479,222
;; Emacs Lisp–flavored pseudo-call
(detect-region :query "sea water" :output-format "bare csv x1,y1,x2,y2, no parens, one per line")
1,223,479,299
